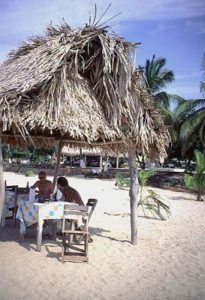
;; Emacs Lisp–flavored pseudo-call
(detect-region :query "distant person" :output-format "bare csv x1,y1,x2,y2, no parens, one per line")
102,161,111,172
32,171,54,199
57,176,84,206
102,161,108,172
80,158,86,168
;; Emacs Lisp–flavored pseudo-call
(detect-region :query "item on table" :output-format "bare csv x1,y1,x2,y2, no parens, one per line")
50,193,54,202
36,195,46,203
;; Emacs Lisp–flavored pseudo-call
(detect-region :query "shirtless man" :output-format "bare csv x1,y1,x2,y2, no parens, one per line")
32,171,54,199
57,176,84,206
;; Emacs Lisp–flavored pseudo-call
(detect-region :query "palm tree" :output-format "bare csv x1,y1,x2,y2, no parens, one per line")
159,105,183,159
164,53,205,158
161,98,205,159
141,54,205,160
200,52,205,95
141,55,183,109
175,99,205,156
184,149,205,201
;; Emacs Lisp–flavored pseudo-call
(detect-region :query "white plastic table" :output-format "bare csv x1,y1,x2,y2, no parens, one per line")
1,191,29,226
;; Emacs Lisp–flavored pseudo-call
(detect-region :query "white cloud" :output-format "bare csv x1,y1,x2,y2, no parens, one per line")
149,22,176,35
175,71,203,80
0,0,205,39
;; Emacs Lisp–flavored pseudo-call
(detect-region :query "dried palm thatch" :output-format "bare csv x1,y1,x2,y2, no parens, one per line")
0,22,170,158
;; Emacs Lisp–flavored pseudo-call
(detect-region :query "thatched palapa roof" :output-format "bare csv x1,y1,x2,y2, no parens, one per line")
0,22,170,158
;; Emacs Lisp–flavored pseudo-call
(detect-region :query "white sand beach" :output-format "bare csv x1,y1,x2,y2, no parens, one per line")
0,172,205,300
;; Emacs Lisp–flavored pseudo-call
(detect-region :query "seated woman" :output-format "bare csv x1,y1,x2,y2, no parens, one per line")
32,171,54,200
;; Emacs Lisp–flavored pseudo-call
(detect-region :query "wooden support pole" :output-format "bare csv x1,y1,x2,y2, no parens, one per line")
53,139,63,189
128,141,139,245
100,152,103,169
116,153,119,169
79,148,83,159
0,130,4,223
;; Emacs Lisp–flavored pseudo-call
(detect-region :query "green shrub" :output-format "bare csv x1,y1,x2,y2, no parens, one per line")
115,173,130,189
184,149,205,201
138,189,171,220
116,169,171,219
138,169,171,220
25,169,35,177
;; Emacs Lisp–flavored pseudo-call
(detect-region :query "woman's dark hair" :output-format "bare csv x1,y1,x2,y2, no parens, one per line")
57,177,69,187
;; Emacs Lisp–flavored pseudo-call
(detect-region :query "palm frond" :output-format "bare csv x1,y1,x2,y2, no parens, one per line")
199,119,205,145
194,149,205,174
155,92,170,109
180,109,205,141
166,93,185,105
139,189,171,220
200,81,205,95
175,99,205,118
138,169,155,187
184,150,205,200
143,55,174,100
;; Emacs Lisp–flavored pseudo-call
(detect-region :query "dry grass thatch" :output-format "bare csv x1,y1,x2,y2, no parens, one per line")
0,22,170,158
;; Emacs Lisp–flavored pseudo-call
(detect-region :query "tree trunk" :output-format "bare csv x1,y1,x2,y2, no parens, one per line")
128,142,139,245
0,133,4,222
53,140,63,189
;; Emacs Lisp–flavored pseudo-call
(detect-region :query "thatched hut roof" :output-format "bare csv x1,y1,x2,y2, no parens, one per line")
0,23,170,159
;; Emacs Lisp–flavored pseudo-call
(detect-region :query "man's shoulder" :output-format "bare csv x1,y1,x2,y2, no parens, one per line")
66,186,79,194
65,186,82,201
34,180,41,185
43,180,53,185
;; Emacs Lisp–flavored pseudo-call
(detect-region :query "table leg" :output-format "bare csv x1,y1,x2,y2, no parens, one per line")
48,220,57,240
52,221,57,241
20,232,25,242
19,220,26,242
70,220,75,244
13,205,17,227
1,207,7,227
37,220,44,252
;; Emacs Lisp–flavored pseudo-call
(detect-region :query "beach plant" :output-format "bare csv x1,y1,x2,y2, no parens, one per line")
25,169,35,177
138,169,155,199
200,52,205,96
115,170,170,219
184,149,205,201
138,169,171,220
115,173,130,189
140,189,171,220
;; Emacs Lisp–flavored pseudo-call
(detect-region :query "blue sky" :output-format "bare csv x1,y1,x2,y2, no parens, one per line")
0,0,205,99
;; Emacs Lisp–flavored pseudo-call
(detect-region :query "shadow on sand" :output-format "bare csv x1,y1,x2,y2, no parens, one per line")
0,221,130,260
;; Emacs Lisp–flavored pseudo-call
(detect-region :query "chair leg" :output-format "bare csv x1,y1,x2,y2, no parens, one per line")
62,233,65,260
13,206,18,227
61,216,89,262
52,222,57,241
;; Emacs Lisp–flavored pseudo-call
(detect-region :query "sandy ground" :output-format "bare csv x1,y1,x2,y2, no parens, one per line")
0,172,205,300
